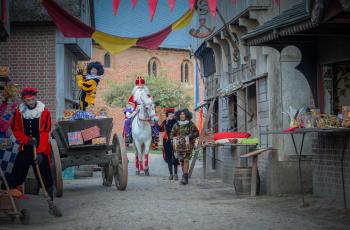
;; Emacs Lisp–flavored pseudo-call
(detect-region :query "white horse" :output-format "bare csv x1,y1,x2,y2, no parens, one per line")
132,95,158,176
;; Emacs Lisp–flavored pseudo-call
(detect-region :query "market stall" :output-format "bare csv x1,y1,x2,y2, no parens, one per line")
263,106,350,209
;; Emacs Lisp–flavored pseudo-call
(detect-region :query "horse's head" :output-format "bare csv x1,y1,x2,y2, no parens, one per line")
140,96,159,123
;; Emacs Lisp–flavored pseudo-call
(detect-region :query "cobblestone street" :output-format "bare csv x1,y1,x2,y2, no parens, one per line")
1,153,349,230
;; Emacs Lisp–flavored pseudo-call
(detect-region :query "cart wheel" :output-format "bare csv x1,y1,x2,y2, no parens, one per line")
112,134,128,191
50,139,63,197
20,209,30,225
102,164,113,187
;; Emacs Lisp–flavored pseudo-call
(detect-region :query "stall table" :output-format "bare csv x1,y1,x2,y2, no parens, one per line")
263,128,350,209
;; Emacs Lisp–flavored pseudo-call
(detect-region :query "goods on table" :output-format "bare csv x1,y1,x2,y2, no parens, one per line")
214,138,259,145
92,137,107,145
81,126,101,142
301,112,313,128
72,110,96,120
316,114,341,128
342,106,350,127
67,131,83,146
0,66,9,76
213,132,251,141
63,109,77,120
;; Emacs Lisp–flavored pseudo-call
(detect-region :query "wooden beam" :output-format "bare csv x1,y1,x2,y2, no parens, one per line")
240,147,277,158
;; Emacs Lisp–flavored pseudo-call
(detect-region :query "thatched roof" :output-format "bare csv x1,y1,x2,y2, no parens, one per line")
11,0,81,22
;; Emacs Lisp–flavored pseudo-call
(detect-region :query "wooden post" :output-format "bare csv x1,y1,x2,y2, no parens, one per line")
251,155,258,196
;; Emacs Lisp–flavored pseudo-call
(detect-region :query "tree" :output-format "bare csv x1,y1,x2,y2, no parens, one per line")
103,73,193,109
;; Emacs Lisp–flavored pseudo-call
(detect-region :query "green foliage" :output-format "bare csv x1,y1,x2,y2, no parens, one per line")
103,73,193,109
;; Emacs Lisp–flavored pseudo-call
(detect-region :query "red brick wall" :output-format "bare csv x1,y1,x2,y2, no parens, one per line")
0,25,57,120
90,45,198,136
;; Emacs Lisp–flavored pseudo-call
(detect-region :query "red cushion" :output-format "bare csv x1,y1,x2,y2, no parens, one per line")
213,132,251,141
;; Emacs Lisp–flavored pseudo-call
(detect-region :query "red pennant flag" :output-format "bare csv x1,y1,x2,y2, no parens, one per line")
132,0,137,9
208,0,217,16
148,0,158,21
275,0,280,6
41,0,95,38
189,0,196,10
136,25,172,49
232,0,237,5
168,0,175,11
113,0,120,16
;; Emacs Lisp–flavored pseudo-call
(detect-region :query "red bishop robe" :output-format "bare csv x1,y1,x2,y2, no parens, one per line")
11,107,51,157
128,94,152,109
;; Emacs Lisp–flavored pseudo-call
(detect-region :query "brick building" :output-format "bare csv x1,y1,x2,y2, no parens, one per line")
0,0,93,120
92,44,201,135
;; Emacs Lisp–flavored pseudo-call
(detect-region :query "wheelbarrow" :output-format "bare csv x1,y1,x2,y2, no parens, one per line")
0,168,30,225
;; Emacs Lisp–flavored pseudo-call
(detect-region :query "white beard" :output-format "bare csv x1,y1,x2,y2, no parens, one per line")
132,86,150,104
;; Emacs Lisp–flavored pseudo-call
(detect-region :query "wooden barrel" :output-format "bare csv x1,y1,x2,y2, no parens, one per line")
233,167,252,195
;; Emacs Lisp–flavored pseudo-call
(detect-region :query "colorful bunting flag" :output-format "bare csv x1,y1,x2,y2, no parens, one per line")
207,0,217,16
189,0,196,10
136,25,172,49
275,0,280,6
41,0,194,55
42,0,95,37
168,0,175,12
132,0,137,9
148,0,158,21
113,0,120,16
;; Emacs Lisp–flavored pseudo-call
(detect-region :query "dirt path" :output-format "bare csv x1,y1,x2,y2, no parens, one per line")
1,154,349,230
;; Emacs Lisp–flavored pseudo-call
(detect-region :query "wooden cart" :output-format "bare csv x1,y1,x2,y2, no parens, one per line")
51,118,128,197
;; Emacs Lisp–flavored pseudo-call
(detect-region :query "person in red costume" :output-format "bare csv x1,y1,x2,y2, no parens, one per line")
7,87,54,204
128,76,152,110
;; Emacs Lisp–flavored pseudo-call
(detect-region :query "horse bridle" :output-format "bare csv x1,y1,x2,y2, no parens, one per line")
136,102,156,124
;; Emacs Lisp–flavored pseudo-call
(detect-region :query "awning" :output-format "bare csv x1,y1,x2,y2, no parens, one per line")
242,0,350,47
218,81,243,98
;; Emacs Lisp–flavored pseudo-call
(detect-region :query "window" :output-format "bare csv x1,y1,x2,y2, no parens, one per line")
181,60,191,83
322,64,350,114
148,57,159,77
104,53,111,68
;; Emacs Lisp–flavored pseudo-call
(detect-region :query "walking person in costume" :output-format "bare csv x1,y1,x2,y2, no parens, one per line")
76,61,104,111
8,88,57,215
171,109,199,185
159,108,179,180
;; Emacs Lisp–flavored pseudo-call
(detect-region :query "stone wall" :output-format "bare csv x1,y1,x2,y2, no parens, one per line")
312,133,350,207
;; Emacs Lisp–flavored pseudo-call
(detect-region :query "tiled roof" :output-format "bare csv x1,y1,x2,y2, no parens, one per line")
94,0,193,49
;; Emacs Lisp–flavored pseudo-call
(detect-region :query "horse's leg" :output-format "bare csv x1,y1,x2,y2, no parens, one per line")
135,154,139,175
143,138,152,176
134,140,143,175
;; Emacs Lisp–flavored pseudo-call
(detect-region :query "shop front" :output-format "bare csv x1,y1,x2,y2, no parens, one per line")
243,0,350,207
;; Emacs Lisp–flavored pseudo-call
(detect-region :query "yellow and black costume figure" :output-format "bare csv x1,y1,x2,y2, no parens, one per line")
76,61,104,111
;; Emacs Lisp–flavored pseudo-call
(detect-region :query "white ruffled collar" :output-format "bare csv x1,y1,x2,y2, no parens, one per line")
178,120,189,126
19,101,45,119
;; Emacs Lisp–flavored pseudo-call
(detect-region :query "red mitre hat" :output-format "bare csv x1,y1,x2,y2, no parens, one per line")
135,76,145,86
21,87,38,99
165,108,175,114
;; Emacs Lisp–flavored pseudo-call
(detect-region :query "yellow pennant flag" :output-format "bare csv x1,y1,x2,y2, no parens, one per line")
92,31,138,55
172,10,195,31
